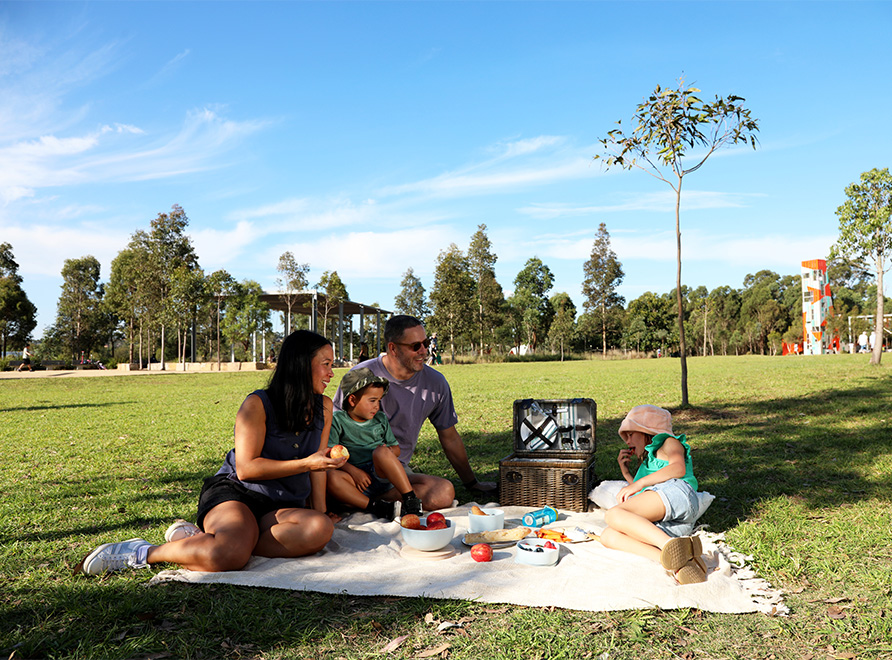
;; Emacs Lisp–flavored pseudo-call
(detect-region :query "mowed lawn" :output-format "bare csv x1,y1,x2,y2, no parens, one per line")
1,355,891,659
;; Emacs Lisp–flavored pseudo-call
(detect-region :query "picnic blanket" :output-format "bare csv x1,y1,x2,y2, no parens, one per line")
150,504,787,615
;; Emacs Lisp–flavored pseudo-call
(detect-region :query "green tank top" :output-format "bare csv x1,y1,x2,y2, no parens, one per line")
633,433,698,491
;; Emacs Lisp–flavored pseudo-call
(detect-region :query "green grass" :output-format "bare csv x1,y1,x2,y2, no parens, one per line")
2,355,891,659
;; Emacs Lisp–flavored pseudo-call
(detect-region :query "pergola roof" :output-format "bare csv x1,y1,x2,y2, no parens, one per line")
258,291,391,317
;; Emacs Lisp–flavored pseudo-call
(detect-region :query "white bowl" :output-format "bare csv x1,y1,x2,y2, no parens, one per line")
401,519,455,552
468,508,505,533
514,538,559,566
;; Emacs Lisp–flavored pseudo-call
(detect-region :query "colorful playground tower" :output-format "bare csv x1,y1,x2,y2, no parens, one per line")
801,259,834,354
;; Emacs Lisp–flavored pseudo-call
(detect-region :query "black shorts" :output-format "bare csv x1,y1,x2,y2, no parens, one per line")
196,474,307,530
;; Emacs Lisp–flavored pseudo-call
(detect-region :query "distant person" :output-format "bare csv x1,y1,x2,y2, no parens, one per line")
333,315,496,511
326,367,423,518
858,331,869,353
599,405,708,584
357,342,370,363
77,330,346,576
426,333,442,366
16,344,32,372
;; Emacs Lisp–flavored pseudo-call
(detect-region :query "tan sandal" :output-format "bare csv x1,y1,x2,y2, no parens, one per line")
660,536,697,571
674,555,708,585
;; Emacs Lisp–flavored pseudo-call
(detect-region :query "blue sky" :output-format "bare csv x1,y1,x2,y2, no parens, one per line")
2,1,891,336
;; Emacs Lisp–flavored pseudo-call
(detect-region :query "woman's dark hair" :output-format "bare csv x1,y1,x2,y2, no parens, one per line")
266,330,331,432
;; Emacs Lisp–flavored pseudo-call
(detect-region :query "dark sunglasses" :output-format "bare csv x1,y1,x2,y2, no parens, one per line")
393,338,431,352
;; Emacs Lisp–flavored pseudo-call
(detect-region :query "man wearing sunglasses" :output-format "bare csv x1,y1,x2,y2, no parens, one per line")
333,315,497,512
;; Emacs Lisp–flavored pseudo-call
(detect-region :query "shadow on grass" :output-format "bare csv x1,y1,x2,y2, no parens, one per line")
0,401,138,413
668,383,892,529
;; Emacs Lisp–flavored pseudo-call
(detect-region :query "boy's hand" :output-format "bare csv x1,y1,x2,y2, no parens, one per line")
343,463,371,491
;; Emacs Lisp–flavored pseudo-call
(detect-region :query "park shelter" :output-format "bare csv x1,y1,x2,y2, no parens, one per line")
258,290,391,361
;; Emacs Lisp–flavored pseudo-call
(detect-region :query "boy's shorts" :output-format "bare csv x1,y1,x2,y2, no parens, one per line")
196,474,306,531
644,479,699,538
354,461,393,498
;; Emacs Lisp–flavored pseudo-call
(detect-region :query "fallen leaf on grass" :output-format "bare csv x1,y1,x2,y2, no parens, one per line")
380,635,409,654
416,642,450,658
827,606,847,620
424,612,437,625
436,621,463,633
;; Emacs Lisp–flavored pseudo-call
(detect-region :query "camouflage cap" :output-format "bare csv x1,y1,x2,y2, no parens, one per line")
339,367,390,401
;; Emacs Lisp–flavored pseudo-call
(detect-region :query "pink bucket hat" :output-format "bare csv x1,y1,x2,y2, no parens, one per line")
618,405,673,442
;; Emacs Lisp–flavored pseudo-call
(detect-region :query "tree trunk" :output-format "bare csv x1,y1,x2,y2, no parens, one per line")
675,180,689,407
871,259,884,365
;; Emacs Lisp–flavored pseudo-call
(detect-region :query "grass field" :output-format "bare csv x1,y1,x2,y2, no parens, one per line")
2,355,891,659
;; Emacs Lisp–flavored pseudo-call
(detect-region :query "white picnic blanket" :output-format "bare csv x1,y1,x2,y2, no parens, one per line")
150,503,786,615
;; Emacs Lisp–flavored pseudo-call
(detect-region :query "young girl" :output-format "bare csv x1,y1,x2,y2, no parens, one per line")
77,330,348,575
599,404,707,584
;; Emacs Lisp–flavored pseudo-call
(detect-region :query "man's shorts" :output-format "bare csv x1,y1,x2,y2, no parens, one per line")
644,479,699,538
196,474,306,531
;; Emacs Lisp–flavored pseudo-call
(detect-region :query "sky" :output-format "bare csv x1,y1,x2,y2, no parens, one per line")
2,1,891,337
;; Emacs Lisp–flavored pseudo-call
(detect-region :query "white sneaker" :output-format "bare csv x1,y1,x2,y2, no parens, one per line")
164,519,200,543
77,538,151,575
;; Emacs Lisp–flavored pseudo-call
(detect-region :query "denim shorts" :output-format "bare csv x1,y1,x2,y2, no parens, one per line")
644,479,699,538
354,461,393,498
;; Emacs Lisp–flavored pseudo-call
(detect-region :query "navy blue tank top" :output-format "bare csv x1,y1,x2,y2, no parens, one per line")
215,390,324,502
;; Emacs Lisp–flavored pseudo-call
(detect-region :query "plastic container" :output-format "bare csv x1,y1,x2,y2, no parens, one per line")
514,538,559,566
522,505,558,528
468,508,505,533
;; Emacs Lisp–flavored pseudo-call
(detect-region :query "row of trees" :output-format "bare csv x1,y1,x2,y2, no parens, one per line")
12,206,349,367
391,222,884,364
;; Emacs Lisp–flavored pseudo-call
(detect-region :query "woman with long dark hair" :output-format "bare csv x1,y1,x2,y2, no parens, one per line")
77,330,347,575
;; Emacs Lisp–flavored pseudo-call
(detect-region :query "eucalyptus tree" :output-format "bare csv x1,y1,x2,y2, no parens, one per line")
429,243,475,362
833,167,892,365
738,270,791,354
547,292,576,361
511,257,554,352
626,291,675,354
596,78,759,405
0,243,37,357
316,270,348,340
221,279,271,360
54,256,106,361
468,224,505,354
581,223,625,358
394,267,430,319
276,251,310,335
706,286,741,355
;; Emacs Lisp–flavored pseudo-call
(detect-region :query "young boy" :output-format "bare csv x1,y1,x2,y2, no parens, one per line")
599,404,707,584
326,367,423,519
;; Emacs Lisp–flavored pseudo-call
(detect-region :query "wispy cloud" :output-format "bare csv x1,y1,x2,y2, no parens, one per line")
519,190,764,220
379,136,595,199
0,107,270,201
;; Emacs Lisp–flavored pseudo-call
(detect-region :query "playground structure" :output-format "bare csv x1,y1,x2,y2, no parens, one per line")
800,259,834,355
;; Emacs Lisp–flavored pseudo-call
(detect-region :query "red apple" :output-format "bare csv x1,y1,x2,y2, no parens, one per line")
471,543,493,562
401,514,422,530
330,445,350,461
426,512,446,526
426,520,448,530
